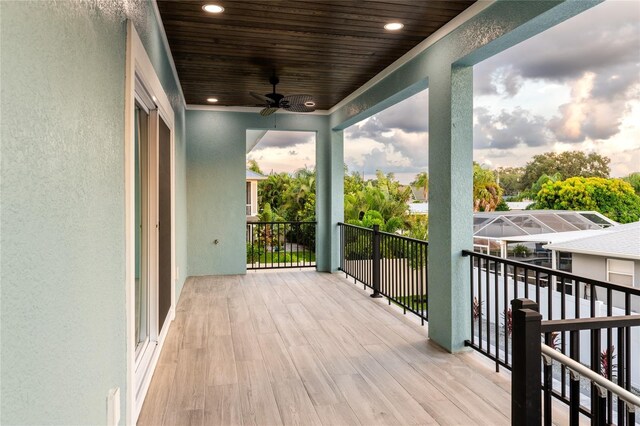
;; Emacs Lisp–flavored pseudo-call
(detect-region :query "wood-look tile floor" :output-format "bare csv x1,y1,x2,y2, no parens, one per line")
138,270,513,426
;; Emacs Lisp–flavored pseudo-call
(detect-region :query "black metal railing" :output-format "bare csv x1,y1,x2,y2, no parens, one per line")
246,221,316,269
511,298,640,425
463,250,640,372
338,222,428,324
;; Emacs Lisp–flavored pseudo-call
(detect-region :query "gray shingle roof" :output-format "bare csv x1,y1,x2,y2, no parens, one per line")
246,170,267,180
544,221,640,260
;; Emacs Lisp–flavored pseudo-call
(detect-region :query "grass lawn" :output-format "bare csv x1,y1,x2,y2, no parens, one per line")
391,295,428,313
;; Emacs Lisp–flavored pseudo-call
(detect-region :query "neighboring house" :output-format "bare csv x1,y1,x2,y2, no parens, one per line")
410,185,428,202
409,202,429,215
544,221,640,312
505,200,534,210
407,186,428,215
246,170,266,220
472,210,617,259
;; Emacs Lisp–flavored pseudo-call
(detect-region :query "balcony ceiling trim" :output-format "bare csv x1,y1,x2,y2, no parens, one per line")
156,0,479,110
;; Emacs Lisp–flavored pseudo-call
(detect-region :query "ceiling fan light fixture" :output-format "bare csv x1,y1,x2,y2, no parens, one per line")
384,22,404,31
304,101,316,107
202,4,224,13
207,97,218,103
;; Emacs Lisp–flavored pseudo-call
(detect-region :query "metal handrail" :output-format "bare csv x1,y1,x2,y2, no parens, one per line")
462,249,640,295
540,344,640,411
250,221,317,225
541,315,640,333
337,222,429,245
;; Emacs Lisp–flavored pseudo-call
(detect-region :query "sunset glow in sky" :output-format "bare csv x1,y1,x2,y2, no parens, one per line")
248,1,640,183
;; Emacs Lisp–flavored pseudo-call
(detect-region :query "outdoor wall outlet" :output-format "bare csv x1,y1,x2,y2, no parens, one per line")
107,387,120,426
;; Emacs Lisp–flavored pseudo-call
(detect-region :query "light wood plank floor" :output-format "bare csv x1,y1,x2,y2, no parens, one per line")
138,270,514,426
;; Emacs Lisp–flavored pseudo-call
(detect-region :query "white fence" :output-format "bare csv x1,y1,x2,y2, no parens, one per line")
472,266,640,390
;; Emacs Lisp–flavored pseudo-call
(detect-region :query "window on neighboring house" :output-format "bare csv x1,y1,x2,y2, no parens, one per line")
607,258,634,287
246,182,252,215
557,252,572,272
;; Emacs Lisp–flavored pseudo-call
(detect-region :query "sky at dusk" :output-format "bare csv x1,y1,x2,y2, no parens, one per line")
247,1,640,184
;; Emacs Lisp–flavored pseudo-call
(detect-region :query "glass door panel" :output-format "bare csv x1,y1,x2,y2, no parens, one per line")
134,103,150,359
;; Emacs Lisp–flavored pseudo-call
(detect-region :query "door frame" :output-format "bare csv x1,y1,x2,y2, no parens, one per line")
125,21,176,425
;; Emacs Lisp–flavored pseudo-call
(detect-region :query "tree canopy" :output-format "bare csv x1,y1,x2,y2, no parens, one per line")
495,166,525,197
534,177,640,223
623,172,640,196
521,151,610,190
344,170,411,232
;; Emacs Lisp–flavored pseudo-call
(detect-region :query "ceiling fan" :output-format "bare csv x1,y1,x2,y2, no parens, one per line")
250,75,316,116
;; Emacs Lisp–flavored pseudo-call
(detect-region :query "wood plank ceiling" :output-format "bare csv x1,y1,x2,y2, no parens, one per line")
157,0,476,109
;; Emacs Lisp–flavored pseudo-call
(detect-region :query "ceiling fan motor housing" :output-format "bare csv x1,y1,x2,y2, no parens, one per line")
251,75,315,116
266,92,284,105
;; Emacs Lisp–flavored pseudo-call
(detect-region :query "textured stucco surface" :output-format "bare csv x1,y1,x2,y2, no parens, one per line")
0,2,127,424
328,0,601,351
0,0,187,423
186,111,339,275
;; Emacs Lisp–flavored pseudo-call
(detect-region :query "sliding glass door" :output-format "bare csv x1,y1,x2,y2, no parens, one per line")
134,102,150,362
132,81,174,402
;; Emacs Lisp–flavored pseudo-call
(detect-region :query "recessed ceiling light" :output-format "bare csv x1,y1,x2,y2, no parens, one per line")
384,22,404,31
207,97,218,103
202,4,224,13
304,101,315,107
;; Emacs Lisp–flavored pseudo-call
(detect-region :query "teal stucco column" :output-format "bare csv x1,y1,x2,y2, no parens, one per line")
315,126,344,272
427,65,474,352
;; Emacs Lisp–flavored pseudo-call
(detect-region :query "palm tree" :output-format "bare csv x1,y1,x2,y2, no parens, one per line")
412,172,429,200
473,163,503,212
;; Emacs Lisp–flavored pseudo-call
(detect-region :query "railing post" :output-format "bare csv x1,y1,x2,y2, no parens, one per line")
371,224,382,298
511,298,542,426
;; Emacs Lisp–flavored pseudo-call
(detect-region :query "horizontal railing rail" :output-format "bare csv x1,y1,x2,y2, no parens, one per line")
540,345,640,421
511,298,640,425
338,222,428,324
463,250,640,425
463,250,640,295
541,315,640,333
246,221,316,270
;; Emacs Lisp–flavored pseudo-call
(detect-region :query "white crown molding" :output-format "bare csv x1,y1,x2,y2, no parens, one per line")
151,0,187,108
157,0,493,116
327,0,495,114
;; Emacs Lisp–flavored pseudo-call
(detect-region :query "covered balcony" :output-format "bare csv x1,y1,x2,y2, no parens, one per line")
137,270,512,425
2,1,637,425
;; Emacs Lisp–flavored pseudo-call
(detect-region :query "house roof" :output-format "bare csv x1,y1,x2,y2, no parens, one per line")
473,210,617,239
246,170,267,180
498,229,609,245
410,186,427,202
505,201,534,210
544,221,640,261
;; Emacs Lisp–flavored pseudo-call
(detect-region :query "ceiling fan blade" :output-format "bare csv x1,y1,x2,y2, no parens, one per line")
280,94,315,113
259,107,278,116
285,104,316,113
281,94,313,105
250,91,271,103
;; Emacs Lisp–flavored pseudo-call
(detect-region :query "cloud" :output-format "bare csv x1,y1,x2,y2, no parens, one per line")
548,71,640,143
476,65,523,97
475,1,640,100
345,117,387,140
253,131,315,150
474,107,551,149
375,90,429,133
